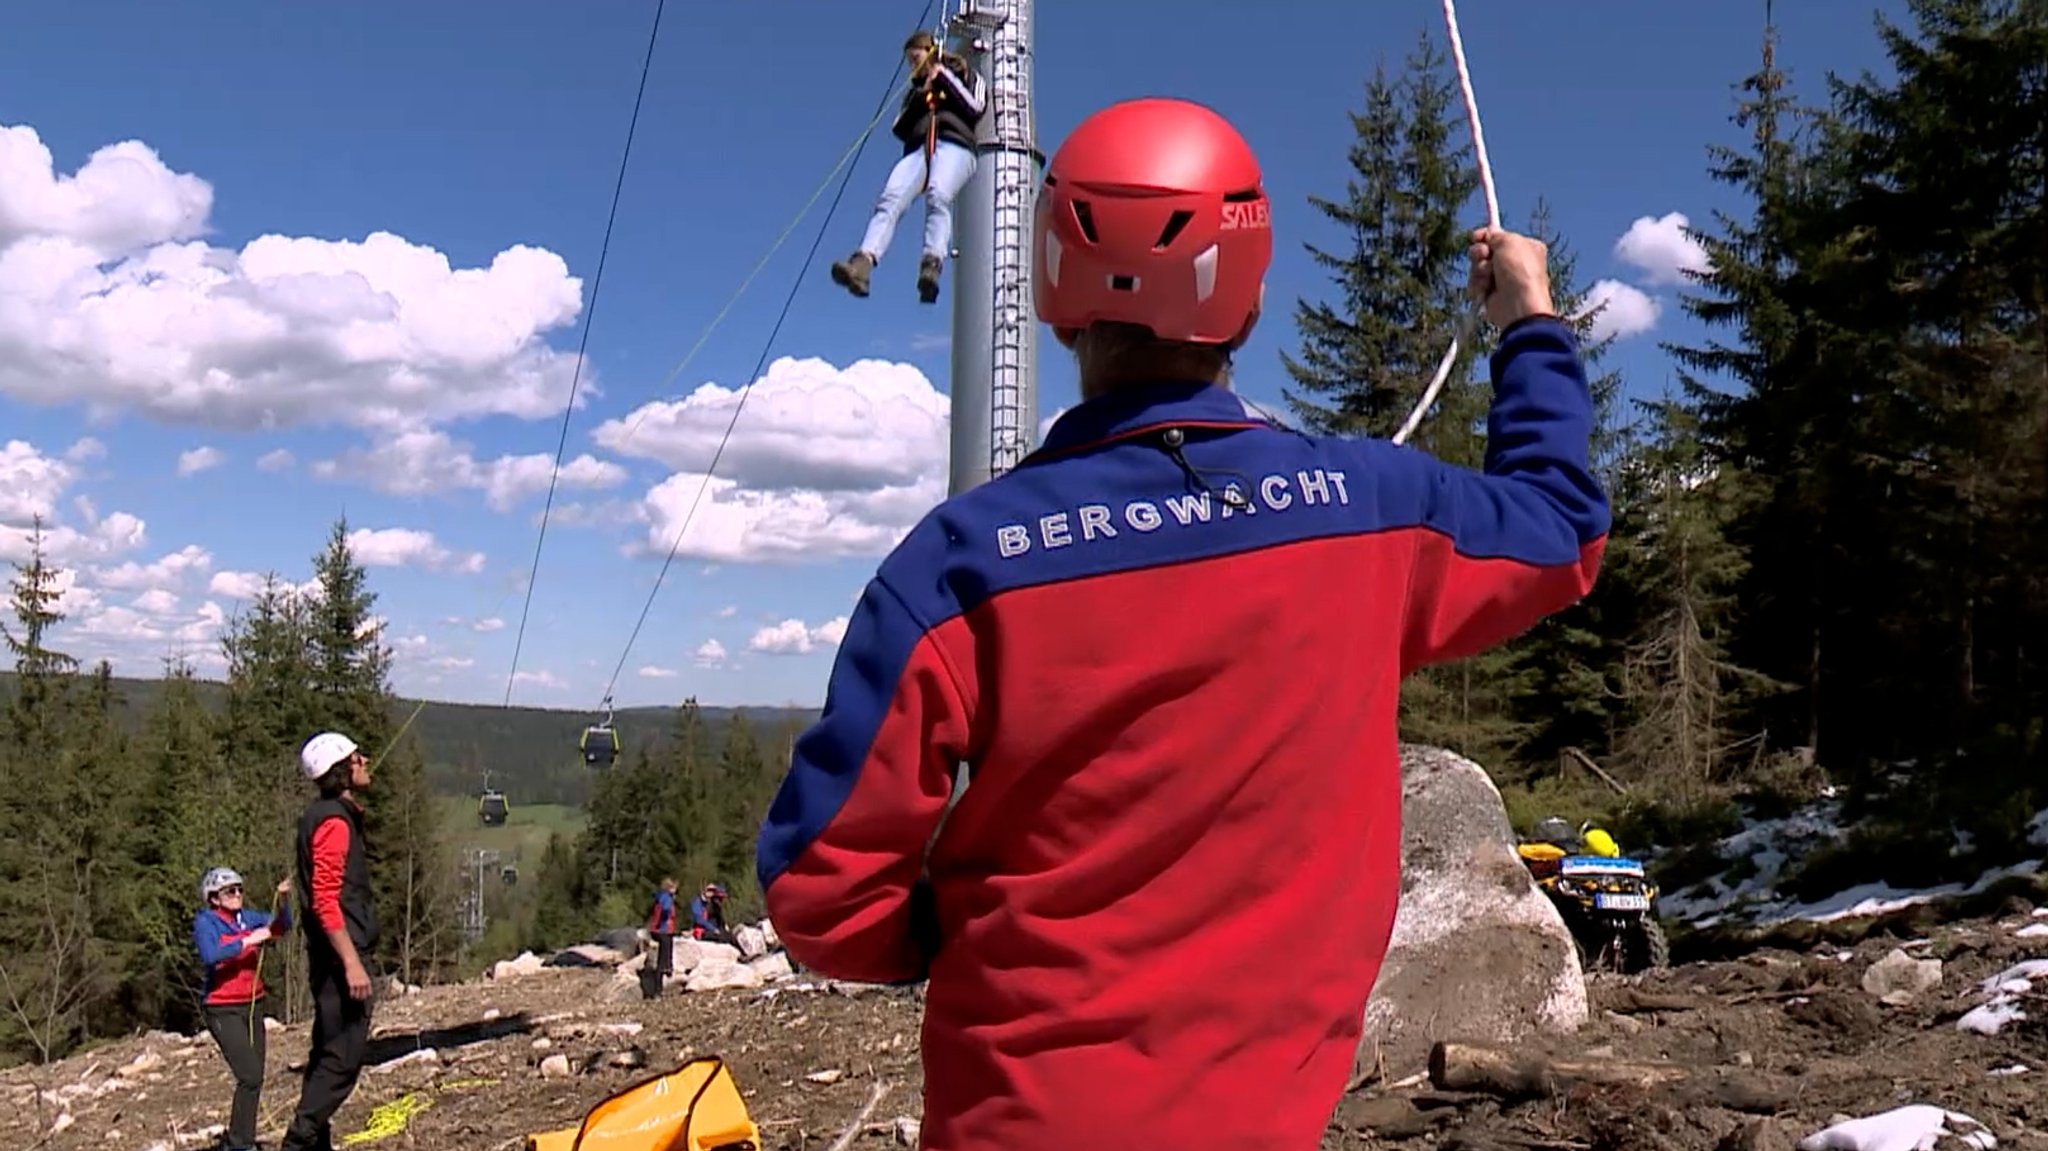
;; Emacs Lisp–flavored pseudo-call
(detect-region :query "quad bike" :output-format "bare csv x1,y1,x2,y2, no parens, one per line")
1516,840,1669,974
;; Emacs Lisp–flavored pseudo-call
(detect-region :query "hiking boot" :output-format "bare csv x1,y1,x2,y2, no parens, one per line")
917,254,943,304
829,251,873,298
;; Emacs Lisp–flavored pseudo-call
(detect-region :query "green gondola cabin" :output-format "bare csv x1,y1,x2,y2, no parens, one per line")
580,723,620,767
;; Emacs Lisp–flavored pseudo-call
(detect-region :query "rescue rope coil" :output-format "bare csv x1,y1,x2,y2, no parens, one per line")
1390,0,1503,448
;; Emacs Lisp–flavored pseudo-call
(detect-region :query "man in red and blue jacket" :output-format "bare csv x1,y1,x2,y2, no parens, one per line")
757,97,1609,1150
194,866,293,1151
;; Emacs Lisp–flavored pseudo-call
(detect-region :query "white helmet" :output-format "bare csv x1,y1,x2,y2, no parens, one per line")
300,731,360,780
200,866,244,902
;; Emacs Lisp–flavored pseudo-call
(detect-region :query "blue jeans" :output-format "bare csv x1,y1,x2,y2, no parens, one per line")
860,140,976,265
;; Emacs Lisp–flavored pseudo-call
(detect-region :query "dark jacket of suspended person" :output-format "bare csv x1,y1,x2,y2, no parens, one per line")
829,29,988,305
193,866,294,1151
757,97,1608,1151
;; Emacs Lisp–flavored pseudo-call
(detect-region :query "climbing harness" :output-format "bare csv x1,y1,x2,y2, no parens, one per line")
1390,0,1504,448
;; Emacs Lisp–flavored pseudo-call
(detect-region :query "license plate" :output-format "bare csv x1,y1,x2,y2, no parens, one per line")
1595,893,1650,911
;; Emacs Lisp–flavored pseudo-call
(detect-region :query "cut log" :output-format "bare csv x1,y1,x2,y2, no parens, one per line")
1428,1040,1688,1099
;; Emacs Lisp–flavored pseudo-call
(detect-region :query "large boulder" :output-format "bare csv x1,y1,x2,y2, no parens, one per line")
1360,745,1588,1069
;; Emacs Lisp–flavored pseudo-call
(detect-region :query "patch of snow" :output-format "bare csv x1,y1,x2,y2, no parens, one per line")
1659,799,2048,929
1795,1103,1996,1150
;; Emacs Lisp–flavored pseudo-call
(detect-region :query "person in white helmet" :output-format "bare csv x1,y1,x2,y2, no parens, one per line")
280,731,379,1151
193,865,293,1151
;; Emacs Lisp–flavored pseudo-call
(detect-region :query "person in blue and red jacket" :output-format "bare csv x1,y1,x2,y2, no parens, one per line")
281,730,380,1151
756,96,1609,1150
193,865,293,1151
646,877,679,990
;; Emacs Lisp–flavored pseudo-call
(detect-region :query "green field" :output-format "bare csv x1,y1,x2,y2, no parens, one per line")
435,795,586,868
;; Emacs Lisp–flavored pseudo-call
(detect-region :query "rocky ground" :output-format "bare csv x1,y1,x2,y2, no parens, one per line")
2,898,2043,1151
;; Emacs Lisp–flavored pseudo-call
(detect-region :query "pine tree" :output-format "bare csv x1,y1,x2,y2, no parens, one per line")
123,660,223,1033
1608,394,1781,808
1662,12,1835,764
1494,199,1637,773
1281,33,1478,439
0,526,102,1061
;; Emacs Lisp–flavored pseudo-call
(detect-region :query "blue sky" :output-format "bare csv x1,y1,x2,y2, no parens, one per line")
0,0,1903,710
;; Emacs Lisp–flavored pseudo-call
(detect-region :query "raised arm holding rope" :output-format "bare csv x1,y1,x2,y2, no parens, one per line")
193,866,293,1151
758,94,1608,1149
829,29,986,304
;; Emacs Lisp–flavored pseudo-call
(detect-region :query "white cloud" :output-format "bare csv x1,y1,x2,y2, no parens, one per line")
209,570,318,600
93,544,212,590
715,605,737,618
693,639,729,669
0,447,148,568
313,428,628,511
511,669,565,691
595,357,948,565
637,665,678,679
344,527,485,574
1578,279,1661,343
64,437,105,463
0,439,75,522
747,616,849,656
256,448,294,472
176,446,223,476
131,588,179,614
0,121,591,432
1613,212,1711,287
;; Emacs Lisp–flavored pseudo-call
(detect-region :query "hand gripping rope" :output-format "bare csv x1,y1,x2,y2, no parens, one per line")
1390,0,1503,448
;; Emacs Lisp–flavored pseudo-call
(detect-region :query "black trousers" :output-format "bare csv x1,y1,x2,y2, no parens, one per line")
203,999,267,1150
281,965,373,1151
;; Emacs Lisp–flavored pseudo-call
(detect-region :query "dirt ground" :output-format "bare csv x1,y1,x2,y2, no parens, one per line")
4,902,2045,1151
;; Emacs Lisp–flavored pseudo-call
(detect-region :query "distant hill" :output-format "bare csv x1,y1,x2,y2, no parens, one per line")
0,670,819,808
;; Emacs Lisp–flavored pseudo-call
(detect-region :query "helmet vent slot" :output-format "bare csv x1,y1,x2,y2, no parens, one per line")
1071,200,1100,243
1154,210,1194,250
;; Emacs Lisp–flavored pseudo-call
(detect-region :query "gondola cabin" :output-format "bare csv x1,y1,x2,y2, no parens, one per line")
501,865,519,886
479,789,510,827
580,723,620,768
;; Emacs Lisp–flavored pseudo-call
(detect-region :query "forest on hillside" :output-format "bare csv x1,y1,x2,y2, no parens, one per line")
0,520,797,1067
0,0,2040,1070
0,670,815,809
1299,3,2045,874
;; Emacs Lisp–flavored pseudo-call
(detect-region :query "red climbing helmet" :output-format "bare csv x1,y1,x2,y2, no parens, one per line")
1033,97,1272,347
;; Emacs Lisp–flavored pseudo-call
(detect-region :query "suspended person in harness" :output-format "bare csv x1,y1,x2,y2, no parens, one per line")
756,97,1608,1151
281,731,381,1151
690,881,735,946
193,866,294,1151
829,29,986,305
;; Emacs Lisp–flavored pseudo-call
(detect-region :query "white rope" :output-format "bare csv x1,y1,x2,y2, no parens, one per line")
1390,0,1503,447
